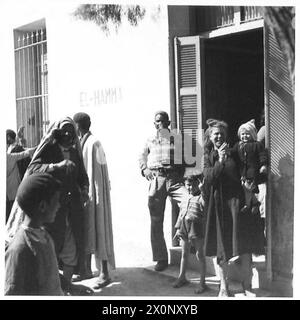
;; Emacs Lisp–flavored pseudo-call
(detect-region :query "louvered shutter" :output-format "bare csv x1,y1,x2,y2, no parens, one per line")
174,36,204,153
265,25,294,278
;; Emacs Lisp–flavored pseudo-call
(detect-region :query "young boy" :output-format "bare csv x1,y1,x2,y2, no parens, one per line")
173,175,207,294
5,172,64,295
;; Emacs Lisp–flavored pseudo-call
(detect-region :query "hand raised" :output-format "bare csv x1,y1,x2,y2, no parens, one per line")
218,143,228,163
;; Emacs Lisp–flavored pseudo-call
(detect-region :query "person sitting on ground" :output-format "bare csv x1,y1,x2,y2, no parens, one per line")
173,174,207,294
5,173,64,295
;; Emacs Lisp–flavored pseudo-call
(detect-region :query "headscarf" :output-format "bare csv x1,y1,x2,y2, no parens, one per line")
6,116,83,246
29,116,83,167
237,119,257,141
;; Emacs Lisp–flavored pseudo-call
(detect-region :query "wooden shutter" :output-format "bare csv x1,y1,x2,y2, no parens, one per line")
174,36,204,145
265,25,294,280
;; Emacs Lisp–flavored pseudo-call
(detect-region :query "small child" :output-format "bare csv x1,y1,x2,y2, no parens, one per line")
5,172,64,295
232,119,267,213
173,175,207,294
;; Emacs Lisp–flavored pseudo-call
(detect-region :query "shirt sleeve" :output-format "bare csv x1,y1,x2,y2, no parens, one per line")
7,149,31,162
174,207,184,229
138,141,150,173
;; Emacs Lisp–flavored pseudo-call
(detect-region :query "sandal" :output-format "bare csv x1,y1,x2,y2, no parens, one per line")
172,278,189,288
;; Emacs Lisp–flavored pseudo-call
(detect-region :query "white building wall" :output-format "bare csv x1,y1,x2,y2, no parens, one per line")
1,1,172,276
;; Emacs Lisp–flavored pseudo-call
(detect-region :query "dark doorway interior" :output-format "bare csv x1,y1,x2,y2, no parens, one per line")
204,29,264,146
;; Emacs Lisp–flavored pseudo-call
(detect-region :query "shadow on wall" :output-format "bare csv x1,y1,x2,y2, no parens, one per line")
271,153,294,278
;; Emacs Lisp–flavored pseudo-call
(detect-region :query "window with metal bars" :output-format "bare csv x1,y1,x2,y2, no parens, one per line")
13,19,49,147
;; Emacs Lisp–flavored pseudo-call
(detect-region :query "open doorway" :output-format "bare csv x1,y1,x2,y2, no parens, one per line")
203,28,264,146
203,28,267,269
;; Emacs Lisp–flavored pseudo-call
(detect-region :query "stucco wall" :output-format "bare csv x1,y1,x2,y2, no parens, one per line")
1,2,173,275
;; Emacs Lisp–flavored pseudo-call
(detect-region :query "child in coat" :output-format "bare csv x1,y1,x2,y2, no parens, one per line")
173,175,207,294
231,119,267,213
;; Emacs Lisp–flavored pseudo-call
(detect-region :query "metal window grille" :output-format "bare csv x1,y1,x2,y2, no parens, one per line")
14,21,49,147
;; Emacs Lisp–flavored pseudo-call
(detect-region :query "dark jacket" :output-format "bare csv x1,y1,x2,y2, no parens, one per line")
27,143,89,256
203,149,265,262
231,141,268,184
203,149,243,264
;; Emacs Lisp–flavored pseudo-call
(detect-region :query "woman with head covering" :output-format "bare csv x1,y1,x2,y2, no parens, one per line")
6,116,89,293
203,119,256,297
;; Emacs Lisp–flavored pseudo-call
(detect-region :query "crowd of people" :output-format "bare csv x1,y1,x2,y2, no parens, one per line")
5,110,267,297
139,111,266,297
5,114,115,295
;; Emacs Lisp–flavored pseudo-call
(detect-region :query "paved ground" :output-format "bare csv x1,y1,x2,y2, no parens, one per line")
72,261,272,298
70,194,273,298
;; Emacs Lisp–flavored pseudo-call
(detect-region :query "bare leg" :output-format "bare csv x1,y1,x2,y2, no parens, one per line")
193,238,207,293
218,262,229,297
93,259,111,289
173,239,189,288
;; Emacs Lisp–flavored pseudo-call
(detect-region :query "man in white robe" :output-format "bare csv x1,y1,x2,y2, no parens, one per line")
73,112,115,289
